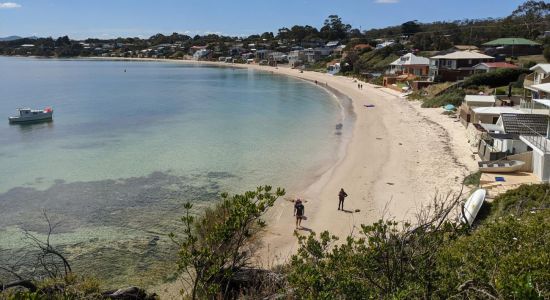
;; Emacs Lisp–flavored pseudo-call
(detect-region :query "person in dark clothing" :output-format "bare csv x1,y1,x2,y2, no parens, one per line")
338,188,348,210
294,199,305,228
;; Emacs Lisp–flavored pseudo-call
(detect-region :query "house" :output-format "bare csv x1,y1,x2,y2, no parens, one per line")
303,48,321,63
189,45,207,55
383,53,430,90
192,49,211,61
429,51,494,82
387,53,430,76
524,64,550,100
518,99,550,181
288,50,305,67
327,63,341,75
325,41,340,49
459,95,497,126
255,49,272,62
268,52,287,63
473,62,519,73
376,40,395,49
483,38,542,57
477,113,546,161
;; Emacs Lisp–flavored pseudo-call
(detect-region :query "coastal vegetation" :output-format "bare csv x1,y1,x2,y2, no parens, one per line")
3,183,548,299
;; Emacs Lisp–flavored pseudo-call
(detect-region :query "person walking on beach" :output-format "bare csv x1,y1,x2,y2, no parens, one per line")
294,199,305,229
338,188,348,210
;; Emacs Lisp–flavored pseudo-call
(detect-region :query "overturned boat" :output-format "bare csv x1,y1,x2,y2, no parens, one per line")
478,160,525,173
9,107,53,124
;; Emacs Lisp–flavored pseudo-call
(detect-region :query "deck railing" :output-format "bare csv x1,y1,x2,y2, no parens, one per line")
518,120,550,153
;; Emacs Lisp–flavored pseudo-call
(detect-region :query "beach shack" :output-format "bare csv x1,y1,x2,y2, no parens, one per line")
459,95,496,126
471,106,524,125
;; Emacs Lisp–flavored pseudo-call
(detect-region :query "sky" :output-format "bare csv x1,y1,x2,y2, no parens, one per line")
0,0,529,39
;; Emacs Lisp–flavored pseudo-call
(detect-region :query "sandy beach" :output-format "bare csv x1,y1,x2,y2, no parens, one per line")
245,64,479,265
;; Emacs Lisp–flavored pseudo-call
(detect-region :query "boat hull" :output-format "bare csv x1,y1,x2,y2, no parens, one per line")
9,112,53,124
462,189,486,226
478,160,525,173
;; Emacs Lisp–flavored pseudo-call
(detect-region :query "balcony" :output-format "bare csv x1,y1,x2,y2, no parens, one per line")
524,73,535,88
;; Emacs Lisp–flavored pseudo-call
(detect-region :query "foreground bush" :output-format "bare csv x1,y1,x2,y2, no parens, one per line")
170,186,285,299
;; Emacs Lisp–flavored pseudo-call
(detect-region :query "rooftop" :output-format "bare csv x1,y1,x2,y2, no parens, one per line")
431,51,494,60
500,113,548,136
483,38,540,46
530,64,550,74
390,53,430,66
465,95,496,103
472,106,523,115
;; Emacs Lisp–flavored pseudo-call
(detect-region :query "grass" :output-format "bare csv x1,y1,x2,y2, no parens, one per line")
463,171,482,186
515,54,547,65
420,89,465,108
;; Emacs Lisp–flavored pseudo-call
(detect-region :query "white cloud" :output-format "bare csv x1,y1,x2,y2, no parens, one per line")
374,0,399,3
0,2,22,9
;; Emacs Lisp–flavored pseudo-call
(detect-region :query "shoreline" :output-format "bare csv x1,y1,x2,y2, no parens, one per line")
3,56,477,296
107,58,476,298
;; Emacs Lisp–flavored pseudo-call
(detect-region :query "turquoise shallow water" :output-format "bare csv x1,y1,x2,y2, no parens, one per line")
0,57,348,286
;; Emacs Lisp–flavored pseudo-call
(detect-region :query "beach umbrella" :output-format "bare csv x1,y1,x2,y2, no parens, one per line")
443,104,456,111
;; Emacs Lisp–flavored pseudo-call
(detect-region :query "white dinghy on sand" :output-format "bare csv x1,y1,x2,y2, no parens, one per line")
461,189,486,226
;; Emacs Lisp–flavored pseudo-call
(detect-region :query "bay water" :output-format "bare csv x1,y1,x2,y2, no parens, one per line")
0,57,348,286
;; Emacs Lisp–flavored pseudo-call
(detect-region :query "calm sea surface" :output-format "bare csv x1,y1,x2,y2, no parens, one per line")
0,57,349,286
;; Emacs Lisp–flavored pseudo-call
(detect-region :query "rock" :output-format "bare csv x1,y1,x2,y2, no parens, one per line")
103,286,157,299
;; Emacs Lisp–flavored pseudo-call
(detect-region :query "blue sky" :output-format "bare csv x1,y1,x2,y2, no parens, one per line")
0,0,528,39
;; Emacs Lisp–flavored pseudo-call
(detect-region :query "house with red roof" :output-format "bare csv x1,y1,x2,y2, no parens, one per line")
473,62,519,73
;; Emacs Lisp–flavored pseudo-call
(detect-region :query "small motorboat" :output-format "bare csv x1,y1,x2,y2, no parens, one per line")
478,160,525,173
9,107,53,124
461,188,486,226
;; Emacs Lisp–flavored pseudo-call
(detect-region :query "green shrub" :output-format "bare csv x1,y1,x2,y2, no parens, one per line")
463,68,530,88
488,183,550,220
421,89,465,108
436,211,550,299
463,171,482,186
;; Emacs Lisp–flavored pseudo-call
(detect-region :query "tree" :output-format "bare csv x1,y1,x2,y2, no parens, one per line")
509,0,550,38
170,186,285,299
401,20,421,36
320,15,352,41
544,45,550,63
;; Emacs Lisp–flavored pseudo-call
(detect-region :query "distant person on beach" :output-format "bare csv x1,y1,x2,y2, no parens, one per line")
294,199,305,229
338,188,348,210
315,80,318,85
